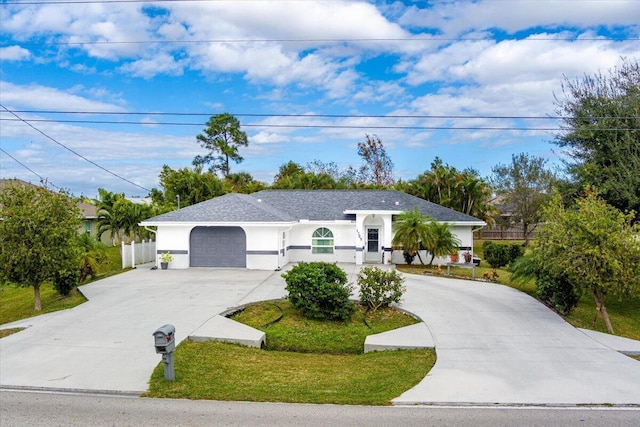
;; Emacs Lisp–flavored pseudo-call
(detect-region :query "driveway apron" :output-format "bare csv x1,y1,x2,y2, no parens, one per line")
394,273,640,405
0,267,285,394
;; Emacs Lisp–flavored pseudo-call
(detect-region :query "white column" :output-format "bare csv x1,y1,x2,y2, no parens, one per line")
355,214,365,265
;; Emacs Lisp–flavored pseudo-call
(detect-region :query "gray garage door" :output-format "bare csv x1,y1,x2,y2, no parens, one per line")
190,227,246,267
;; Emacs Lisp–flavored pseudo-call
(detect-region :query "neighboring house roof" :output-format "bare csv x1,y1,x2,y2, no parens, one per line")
78,201,98,219
0,178,98,221
142,190,485,225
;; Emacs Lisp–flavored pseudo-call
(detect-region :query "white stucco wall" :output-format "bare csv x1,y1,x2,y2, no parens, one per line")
389,223,477,265
245,226,280,270
287,222,357,264
154,220,480,270
156,225,192,269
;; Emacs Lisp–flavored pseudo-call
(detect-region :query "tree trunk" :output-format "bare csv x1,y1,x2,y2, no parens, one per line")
523,222,530,246
428,253,435,266
416,250,425,265
34,284,41,311
592,290,614,334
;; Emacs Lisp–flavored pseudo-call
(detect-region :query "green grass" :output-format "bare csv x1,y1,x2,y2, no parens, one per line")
145,342,434,405
146,300,436,405
0,328,24,338
0,284,87,326
232,300,418,354
564,294,640,341
0,245,124,331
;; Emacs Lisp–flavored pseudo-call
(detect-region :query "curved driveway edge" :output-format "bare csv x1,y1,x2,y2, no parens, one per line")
393,273,640,406
2,265,639,406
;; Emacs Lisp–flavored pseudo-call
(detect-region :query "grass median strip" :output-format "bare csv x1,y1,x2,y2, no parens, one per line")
146,300,436,405
145,341,434,405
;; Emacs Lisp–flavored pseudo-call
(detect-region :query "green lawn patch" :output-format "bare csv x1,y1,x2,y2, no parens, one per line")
146,300,435,405
564,294,640,341
0,245,125,327
0,327,24,339
0,283,86,326
145,341,434,405
232,300,418,354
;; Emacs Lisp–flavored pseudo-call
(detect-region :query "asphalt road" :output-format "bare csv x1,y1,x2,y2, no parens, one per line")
2,390,639,427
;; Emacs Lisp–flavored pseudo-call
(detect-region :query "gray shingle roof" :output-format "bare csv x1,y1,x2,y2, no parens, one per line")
143,190,484,224
143,193,295,223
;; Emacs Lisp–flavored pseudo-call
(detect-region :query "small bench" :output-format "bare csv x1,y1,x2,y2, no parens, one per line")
446,262,477,279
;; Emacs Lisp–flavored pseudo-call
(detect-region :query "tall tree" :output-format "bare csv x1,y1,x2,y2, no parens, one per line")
554,59,640,219
224,172,266,194
0,184,81,311
357,134,394,187
490,153,555,245
193,113,249,177
152,165,227,209
524,191,640,333
400,157,496,226
272,161,342,189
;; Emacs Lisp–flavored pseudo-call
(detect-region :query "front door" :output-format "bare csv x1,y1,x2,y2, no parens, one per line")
365,227,380,262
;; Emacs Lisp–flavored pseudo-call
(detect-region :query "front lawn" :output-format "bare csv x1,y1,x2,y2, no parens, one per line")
145,300,436,405
0,245,124,329
0,284,86,326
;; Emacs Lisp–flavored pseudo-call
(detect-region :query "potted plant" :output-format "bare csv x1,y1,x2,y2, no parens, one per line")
160,251,172,270
450,251,459,263
463,251,472,264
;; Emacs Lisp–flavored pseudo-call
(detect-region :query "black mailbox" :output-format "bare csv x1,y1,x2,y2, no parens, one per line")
153,324,175,354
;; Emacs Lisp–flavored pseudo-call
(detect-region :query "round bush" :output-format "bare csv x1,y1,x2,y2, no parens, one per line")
358,266,405,312
282,262,354,321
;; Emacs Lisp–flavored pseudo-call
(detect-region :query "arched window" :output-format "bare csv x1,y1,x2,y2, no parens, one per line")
312,227,334,254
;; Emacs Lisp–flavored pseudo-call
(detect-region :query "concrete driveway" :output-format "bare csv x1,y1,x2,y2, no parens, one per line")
1,265,639,405
0,266,287,394
394,273,640,406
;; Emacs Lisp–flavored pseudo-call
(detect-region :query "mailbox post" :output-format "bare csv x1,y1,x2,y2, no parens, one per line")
153,324,176,381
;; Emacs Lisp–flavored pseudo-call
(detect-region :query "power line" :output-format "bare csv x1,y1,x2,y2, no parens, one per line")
0,147,61,190
6,36,636,48
1,116,637,132
0,110,567,119
1,105,151,192
8,110,637,121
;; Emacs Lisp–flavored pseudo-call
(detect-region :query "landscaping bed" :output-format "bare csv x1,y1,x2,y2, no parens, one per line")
145,300,436,405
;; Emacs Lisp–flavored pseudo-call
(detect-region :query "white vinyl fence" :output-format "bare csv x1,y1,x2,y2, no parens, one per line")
121,240,156,269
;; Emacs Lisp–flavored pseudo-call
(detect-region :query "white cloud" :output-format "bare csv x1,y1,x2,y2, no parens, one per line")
120,52,187,78
0,81,127,112
0,45,31,61
400,0,640,34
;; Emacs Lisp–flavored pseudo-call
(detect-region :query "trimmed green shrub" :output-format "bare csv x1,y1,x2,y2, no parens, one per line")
54,270,79,296
483,241,524,268
282,262,354,321
358,267,406,312
536,271,582,315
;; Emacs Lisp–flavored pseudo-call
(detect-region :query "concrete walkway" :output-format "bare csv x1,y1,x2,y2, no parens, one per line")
1,265,639,405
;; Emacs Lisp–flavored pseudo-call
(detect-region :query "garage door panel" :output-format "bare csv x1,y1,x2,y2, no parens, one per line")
190,227,246,267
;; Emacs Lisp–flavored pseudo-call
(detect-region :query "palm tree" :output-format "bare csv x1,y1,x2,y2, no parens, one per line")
77,233,109,282
422,221,461,265
392,208,433,264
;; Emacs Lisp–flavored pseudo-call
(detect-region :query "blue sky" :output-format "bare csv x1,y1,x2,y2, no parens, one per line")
1,0,638,198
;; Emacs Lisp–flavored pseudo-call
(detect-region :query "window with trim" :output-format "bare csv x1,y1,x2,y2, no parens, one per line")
312,227,334,254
